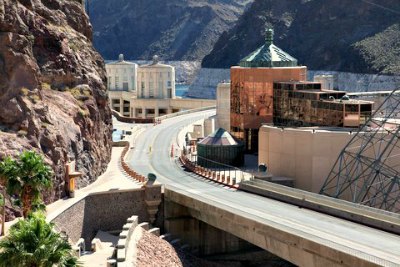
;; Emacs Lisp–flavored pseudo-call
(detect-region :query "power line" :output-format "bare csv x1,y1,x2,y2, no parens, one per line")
361,0,400,15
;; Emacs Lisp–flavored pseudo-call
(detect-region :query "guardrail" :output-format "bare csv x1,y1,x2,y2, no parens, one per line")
156,105,216,121
118,141,147,184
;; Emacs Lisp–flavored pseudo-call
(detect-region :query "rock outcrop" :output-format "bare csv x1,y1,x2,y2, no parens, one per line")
202,0,400,75
90,0,253,61
0,0,112,215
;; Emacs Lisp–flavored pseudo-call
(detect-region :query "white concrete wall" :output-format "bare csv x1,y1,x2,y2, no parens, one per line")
314,75,335,90
216,82,230,131
204,116,216,136
259,126,355,193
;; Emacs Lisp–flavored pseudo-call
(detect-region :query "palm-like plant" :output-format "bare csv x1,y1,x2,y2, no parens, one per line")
0,151,53,217
0,212,79,267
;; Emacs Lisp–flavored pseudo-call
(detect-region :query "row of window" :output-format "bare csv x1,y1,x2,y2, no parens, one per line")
107,69,172,78
108,76,171,91
107,68,135,74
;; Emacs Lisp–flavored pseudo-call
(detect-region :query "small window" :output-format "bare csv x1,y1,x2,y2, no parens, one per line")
149,82,154,98
115,76,119,90
141,82,145,98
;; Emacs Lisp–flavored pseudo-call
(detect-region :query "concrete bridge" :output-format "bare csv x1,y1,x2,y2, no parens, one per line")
164,184,400,267
128,109,400,267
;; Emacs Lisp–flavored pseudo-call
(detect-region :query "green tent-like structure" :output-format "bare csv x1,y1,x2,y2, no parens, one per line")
197,128,244,168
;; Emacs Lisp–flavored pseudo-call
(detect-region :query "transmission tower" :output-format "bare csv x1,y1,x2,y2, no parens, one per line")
320,88,400,213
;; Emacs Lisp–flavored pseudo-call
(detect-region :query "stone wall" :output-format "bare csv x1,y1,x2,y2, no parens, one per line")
52,198,86,245
51,186,162,247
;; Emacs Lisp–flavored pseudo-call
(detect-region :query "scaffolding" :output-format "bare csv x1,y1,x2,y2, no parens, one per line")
320,88,400,213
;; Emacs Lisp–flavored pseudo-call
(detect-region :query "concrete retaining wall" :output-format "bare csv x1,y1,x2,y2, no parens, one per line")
51,187,162,247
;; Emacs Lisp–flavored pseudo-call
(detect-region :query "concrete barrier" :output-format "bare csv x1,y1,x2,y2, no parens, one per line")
118,141,147,185
240,179,400,235
112,110,154,124
156,105,215,121
116,215,139,263
148,228,160,236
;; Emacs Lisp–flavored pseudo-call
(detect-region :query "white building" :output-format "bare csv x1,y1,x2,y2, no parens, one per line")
106,54,138,92
137,55,175,99
314,74,335,90
107,54,215,118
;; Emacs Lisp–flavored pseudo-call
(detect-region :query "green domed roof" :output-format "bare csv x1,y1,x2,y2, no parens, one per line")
239,29,298,68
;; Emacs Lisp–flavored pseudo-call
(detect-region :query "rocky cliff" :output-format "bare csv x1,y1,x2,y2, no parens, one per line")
202,0,400,75
0,0,112,214
90,0,253,60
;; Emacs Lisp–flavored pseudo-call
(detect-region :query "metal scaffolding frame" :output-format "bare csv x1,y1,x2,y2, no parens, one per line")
320,88,400,213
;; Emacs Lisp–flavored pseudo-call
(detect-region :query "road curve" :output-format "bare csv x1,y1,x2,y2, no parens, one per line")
128,110,400,266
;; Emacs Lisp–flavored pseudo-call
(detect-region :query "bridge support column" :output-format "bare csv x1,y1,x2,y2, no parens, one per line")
164,199,254,256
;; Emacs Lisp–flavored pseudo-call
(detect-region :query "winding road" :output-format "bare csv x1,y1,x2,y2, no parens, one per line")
128,110,400,266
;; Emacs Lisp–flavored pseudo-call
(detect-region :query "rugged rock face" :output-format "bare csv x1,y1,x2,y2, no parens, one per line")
202,0,400,75
90,0,253,60
0,0,112,215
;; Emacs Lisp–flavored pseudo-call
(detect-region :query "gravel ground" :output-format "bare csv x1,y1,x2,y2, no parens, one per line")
136,229,228,267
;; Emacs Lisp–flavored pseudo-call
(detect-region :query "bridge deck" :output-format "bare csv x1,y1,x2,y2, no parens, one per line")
128,110,400,267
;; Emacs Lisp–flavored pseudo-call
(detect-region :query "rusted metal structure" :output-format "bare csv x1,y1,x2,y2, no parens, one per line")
320,88,400,212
